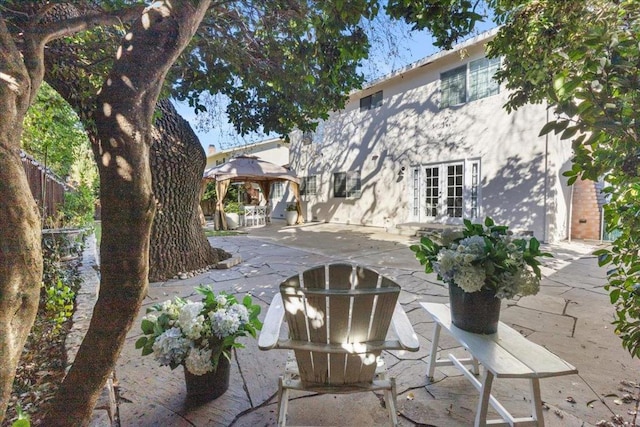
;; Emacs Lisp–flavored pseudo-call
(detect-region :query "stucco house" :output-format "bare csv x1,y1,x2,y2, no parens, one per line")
288,29,586,243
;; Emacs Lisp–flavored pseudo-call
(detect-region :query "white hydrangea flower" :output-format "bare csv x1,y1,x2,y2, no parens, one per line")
162,299,183,318
152,327,190,366
184,347,214,375
142,313,158,323
211,308,241,338
455,264,485,293
215,294,228,307
229,303,249,326
179,301,205,340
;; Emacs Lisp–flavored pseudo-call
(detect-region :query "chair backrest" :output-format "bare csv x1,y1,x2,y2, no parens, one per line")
279,263,400,388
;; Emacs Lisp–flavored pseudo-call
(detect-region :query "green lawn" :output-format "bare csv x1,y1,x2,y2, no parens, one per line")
94,222,242,242
204,228,246,237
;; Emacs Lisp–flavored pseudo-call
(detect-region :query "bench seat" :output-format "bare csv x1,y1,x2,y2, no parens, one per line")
421,302,578,426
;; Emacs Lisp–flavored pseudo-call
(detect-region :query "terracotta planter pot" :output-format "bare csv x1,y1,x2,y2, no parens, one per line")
184,356,230,402
449,282,501,334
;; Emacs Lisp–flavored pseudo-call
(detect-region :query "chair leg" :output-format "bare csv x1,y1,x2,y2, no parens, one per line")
384,377,399,427
277,376,289,427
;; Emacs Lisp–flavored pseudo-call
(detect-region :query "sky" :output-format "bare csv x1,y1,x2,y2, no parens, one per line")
176,17,497,154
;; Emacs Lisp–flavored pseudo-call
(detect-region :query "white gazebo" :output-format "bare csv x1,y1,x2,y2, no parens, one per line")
203,156,301,230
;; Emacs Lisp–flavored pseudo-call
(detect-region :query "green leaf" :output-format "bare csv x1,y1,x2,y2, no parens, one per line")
141,319,155,335
135,337,148,349
538,121,558,137
610,288,621,304
529,237,540,253
560,125,580,140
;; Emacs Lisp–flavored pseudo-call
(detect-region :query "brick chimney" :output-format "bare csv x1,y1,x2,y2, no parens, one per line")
208,145,216,156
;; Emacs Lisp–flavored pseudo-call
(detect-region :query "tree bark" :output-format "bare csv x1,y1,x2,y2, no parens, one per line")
150,99,229,281
36,2,229,283
42,2,212,425
0,19,43,420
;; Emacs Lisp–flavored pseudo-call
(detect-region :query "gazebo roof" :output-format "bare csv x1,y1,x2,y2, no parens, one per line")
203,155,300,184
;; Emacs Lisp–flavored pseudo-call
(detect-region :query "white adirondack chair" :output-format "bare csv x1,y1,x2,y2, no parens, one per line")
258,263,420,426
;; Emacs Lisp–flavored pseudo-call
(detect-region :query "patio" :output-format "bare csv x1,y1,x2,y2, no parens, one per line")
109,222,634,426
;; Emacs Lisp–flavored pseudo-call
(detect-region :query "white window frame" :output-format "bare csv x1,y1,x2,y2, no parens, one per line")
333,171,361,198
440,56,501,108
301,176,317,196
271,181,284,199
359,90,383,111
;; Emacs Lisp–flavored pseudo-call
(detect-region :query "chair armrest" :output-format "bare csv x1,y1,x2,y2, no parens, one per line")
391,303,420,351
258,293,285,350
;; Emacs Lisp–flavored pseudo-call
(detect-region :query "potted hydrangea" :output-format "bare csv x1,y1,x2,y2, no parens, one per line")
136,285,262,401
411,217,552,334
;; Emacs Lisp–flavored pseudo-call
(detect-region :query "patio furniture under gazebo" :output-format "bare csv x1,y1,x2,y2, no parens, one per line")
203,156,302,230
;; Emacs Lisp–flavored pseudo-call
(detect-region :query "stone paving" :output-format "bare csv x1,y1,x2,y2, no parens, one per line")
114,222,638,426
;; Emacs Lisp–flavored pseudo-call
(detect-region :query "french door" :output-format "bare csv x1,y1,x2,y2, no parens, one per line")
411,161,478,222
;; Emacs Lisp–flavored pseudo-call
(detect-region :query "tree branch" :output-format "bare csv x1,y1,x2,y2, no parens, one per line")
33,4,146,45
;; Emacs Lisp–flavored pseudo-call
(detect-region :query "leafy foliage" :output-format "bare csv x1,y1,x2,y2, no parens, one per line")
386,0,488,49
172,1,380,137
21,83,93,181
135,286,262,374
44,280,76,334
489,0,640,358
40,234,83,335
410,217,551,298
59,184,96,228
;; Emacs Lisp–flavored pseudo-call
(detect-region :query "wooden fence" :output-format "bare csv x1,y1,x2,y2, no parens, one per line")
20,151,69,227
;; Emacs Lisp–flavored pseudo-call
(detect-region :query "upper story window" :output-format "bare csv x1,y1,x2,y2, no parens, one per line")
333,171,361,198
359,90,383,111
440,56,501,108
301,176,317,196
441,66,467,108
301,120,325,146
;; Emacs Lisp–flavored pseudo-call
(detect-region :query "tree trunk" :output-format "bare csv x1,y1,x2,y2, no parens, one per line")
0,18,44,422
42,2,212,425
38,5,229,284
149,100,229,282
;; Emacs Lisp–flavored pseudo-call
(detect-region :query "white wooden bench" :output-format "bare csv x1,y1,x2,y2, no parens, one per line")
420,302,578,427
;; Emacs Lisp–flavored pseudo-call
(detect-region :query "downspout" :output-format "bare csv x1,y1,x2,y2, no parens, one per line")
543,109,549,243
568,185,573,243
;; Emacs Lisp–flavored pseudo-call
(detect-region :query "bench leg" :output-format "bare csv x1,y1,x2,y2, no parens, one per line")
530,378,544,426
475,370,494,427
471,356,480,376
427,323,442,382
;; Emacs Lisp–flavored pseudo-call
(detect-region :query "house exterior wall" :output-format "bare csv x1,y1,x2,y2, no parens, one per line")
205,138,289,169
289,32,575,242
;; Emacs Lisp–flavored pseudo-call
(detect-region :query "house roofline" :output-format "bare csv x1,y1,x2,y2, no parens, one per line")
354,27,500,95
207,136,285,158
